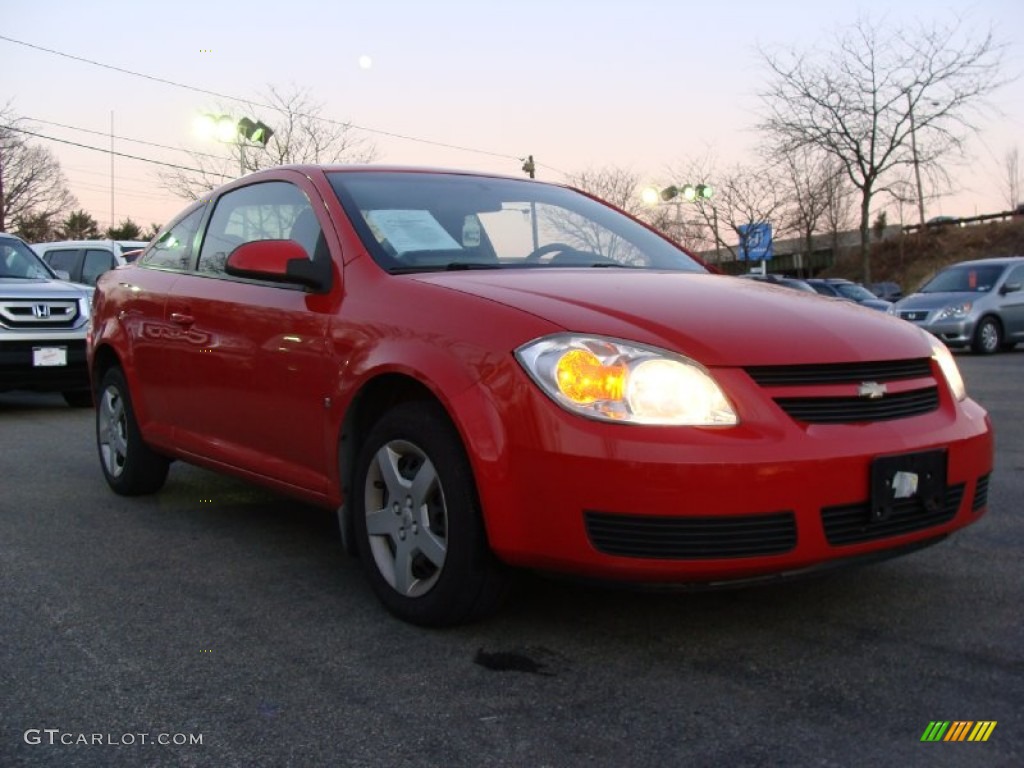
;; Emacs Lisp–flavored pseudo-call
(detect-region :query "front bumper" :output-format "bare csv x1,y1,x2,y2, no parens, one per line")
899,315,975,348
0,338,90,393
470,370,994,584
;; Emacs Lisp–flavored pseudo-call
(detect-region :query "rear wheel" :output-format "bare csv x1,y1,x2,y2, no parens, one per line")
96,367,169,495
971,316,1002,354
352,402,510,627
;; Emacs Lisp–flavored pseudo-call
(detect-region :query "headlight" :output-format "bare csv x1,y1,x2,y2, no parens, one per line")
928,335,966,401
515,334,738,426
936,302,971,321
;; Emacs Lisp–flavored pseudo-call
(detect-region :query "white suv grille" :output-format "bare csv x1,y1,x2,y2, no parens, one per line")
0,299,81,329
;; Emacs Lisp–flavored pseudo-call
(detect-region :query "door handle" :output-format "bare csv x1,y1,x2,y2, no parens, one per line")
170,312,195,326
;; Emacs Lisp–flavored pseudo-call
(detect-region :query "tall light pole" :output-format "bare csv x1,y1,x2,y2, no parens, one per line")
906,91,926,228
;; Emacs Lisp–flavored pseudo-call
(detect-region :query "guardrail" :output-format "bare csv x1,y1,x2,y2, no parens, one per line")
901,208,1022,234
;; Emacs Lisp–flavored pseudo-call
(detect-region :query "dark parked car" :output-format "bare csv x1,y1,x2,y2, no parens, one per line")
805,278,893,311
868,281,903,302
738,273,817,293
889,256,1024,353
87,165,993,626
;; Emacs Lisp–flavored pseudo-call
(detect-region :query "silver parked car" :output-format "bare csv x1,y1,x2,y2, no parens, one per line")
889,256,1024,353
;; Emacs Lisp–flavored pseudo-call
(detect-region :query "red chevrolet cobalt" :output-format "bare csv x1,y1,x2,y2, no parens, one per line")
88,166,993,626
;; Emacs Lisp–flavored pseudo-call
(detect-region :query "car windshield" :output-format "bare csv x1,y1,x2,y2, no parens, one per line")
834,283,878,301
921,264,1004,293
0,238,55,279
327,172,705,273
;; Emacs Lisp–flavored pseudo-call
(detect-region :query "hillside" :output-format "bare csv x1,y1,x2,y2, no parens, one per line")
824,217,1024,294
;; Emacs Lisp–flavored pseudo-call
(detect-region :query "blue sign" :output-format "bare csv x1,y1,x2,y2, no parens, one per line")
738,223,773,261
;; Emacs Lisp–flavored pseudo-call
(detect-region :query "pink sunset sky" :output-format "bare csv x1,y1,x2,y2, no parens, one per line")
3,0,1022,232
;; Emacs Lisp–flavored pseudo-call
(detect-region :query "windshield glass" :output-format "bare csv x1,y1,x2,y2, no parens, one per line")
834,283,878,301
327,172,705,273
921,264,1004,293
0,238,55,279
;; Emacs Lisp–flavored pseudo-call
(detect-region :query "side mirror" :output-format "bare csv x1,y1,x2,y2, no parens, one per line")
53,269,72,281
1000,282,1021,295
225,240,332,292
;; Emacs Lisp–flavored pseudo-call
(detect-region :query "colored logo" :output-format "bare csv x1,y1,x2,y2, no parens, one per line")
921,721,996,742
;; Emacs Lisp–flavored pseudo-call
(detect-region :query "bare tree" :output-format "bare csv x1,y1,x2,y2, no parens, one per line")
564,166,646,216
775,148,851,275
0,107,77,233
1004,147,1021,210
160,85,379,201
552,166,651,262
661,156,785,264
758,15,1007,282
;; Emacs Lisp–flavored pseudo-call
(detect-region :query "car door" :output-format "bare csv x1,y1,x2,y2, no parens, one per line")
164,177,335,493
122,208,206,436
82,248,117,286
41,248,83,282
998,263,1024,341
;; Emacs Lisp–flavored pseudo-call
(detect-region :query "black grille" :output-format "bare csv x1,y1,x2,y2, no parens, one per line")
746,358,932,386
899,311,929,322
775,387,940,424
821,483,965,546
972,474,990,512
584,510,797,559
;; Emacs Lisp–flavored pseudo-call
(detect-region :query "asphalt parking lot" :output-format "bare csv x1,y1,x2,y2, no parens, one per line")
1,351,1021,768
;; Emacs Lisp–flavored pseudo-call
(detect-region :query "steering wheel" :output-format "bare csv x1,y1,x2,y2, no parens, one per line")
524,242,578,263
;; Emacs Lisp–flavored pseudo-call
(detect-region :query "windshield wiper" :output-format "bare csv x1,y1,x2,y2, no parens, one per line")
389,262,502,274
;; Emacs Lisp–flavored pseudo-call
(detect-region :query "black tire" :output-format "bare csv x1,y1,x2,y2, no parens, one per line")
63,390,94,408
351,401,511,627
96,367,169,495
971,316,1002,354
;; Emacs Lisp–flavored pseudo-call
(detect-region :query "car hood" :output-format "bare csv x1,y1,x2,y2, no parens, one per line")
411,270,933,367
894,291,986,310
0,277,92,299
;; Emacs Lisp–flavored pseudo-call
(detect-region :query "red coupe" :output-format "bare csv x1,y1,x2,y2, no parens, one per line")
88,166,993,626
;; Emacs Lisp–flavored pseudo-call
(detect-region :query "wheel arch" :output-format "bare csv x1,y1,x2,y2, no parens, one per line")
90,343,123,393
334,368,511,557
336,374,447,555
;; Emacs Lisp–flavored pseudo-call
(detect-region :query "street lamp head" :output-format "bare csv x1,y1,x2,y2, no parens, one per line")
644,183,714,205
238,117,274,146
640,187,661,206
214,115,237,143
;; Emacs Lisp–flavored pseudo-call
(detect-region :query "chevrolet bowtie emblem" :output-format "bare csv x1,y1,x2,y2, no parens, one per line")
858,381,887,399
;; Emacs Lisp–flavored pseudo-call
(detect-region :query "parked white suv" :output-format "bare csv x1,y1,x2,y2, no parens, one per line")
1,233,94,406
32,239,148,286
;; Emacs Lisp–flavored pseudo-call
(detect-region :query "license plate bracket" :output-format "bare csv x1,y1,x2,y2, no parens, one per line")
32,346,68,367
870,449,947,521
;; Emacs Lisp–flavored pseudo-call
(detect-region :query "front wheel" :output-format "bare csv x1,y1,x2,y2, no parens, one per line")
352,402,511,626
96,367,169,495
971,316,1002,354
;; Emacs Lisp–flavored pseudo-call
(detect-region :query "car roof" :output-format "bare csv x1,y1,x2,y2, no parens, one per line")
941,256,1024,268
33,239,123,249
